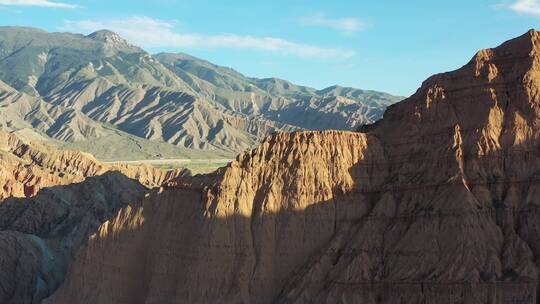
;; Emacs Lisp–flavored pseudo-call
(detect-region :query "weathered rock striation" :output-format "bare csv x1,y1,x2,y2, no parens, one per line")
45,130,382,304
44,30,540,303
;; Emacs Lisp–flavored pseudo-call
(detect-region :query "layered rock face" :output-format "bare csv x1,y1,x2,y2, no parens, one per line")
46,30,540,304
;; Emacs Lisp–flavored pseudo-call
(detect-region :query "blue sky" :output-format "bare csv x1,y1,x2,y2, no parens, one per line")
0,0,539,96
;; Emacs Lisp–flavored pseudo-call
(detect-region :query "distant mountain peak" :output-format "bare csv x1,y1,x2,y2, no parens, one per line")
526,28,540,40
0,25,402,156
87,29,123,41
86,29,137,51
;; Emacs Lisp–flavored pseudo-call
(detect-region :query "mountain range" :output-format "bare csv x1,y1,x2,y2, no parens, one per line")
0,26,402,159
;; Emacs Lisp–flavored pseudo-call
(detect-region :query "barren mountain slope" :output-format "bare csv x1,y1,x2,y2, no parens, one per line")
45,130,382,304
45,30,540,303
0,77,225,161
0,172,147,304
156,53,400,131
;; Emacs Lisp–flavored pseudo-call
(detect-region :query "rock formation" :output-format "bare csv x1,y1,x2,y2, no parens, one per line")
0,129,192,303
43,30,540,303
0,172,148,304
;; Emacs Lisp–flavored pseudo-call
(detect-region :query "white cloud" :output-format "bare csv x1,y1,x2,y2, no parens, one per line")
506,0,540,17
0,0,79,8
301,14,364,35
63,16,355,59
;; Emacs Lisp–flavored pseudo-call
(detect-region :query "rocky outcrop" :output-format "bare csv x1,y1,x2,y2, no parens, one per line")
273,29,540,304
43,30,540,304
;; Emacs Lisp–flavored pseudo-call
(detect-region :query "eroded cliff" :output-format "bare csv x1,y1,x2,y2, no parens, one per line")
45,30,540,304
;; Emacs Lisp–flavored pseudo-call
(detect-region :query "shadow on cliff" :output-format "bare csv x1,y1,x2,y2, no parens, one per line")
36,141,387,304
0,171,149,304
43,132,540,302
43,141,540,304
